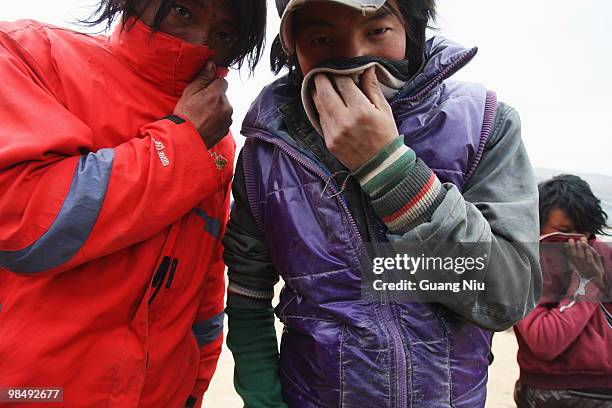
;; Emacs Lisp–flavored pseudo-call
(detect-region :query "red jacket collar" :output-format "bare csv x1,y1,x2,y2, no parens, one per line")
108,18,215,96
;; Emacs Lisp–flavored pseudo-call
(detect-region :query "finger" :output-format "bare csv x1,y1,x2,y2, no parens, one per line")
207,121,231,149
215,66,230,79
567,239,578,260
598,253,606,269
580,238,589,260
311,88,326,132
333,75,369,107
205,78,229,94
585,249,602,281
193,60,218,88
313,74,346,113
597,254,607,281
220,118,233,138
587,246,605,268
206,134,222,149
586,246,596,265
224,116,233,133
216,116,233,135
360,67,388,109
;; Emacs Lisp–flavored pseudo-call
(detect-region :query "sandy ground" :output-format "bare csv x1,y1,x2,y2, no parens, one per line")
202,323,520,408
486,330,520,408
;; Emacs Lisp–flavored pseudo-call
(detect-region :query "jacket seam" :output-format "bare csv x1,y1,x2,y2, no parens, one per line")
105,327,131,408
0,29,60,97
281,315,337,322
434,306,455,408
488,103,514,149
464,90,497,183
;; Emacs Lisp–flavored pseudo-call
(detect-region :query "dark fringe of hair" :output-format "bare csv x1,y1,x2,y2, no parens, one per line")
81,0,266,73
539,174,610,237
270,0,437,75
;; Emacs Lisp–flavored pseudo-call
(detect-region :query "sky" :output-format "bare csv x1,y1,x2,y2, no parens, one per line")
2,0,611,176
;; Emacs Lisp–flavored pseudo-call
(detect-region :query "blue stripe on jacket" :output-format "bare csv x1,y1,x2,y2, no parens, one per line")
193,208,222,239
192,312,224,347
0,149,114,273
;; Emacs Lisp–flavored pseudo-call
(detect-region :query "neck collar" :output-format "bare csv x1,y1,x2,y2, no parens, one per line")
109,18,215,96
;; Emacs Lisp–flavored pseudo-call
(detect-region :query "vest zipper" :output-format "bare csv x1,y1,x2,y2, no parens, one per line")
361,191,408,407
244,128,409,407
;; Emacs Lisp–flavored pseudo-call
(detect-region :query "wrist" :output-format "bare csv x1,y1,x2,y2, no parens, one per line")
163,114,187,124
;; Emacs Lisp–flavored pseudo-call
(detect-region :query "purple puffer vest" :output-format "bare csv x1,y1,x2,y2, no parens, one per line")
241,37,498,408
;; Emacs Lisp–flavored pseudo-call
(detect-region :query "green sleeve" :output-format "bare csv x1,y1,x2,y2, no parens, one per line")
226,306,288,408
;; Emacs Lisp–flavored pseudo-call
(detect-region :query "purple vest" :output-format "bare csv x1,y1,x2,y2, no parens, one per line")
241,37,498,407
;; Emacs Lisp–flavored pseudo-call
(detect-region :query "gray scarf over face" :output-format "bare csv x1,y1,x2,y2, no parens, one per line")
301,56,413,136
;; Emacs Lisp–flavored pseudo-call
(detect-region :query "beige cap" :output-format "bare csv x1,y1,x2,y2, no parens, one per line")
278,0,387,55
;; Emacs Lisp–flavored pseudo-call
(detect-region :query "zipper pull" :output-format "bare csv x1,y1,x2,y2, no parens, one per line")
165,258,179,289
149,256,171,304
151,256,171,288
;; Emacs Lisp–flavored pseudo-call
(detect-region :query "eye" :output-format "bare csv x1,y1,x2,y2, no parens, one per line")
215,31,236,45
368,27,390,37
173,5,193,20
311,36,333,46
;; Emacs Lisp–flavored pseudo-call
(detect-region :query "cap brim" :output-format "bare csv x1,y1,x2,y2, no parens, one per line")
279,0,387,55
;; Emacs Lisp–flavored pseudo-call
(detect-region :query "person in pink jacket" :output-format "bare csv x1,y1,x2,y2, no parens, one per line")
514,174,612,407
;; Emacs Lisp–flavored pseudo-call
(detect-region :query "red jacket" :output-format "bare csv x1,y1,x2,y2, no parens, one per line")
515,240,612,390
0,18,234,407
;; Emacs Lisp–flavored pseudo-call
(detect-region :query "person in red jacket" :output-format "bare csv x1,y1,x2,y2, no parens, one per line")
514,175,612,407
0,1,265,407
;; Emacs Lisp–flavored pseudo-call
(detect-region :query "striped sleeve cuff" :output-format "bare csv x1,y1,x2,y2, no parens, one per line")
370,159,445,234
352,135,416,199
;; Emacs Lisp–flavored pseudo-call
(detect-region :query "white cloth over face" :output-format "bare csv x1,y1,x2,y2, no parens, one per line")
301,61,407,136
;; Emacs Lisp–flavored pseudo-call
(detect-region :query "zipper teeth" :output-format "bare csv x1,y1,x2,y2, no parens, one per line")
360,192,408,407
390,47,478,108
383,305,407,407
243,128,409,406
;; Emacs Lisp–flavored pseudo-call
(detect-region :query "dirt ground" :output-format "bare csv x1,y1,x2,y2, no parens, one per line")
202,324,520,408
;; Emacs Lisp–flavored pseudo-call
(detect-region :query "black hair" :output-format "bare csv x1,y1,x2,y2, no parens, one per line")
83,0,266,73
538,174,609,237
270,0,437,75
